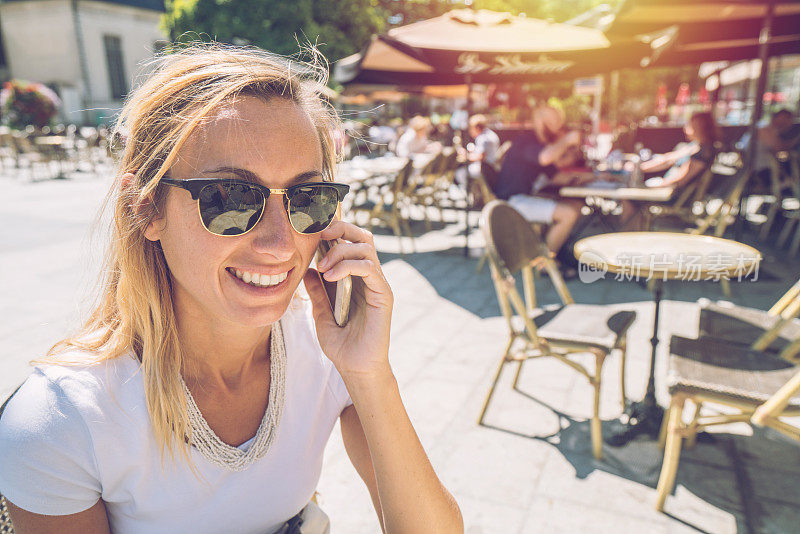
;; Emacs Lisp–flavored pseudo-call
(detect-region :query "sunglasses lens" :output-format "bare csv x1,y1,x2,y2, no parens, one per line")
198,183,264,235
287,185,340,234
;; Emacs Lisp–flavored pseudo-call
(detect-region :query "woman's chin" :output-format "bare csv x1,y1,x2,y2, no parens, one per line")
226,301,291,328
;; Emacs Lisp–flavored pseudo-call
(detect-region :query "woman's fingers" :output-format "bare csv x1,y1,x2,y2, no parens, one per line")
322,258,378,282
322,259,391,301
318,241,376,271
320,220,374,246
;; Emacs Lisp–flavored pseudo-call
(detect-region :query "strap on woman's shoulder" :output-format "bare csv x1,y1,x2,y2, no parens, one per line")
0,383,23,420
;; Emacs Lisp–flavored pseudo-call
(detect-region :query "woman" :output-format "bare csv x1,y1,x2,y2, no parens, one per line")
640,111,719,188
0,44,463,533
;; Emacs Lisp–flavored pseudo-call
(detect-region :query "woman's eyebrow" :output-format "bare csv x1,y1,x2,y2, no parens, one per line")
202,167,323,185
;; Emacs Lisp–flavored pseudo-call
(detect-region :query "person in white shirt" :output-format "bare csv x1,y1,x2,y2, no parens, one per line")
0,44,463,534
455,114,501,187
468,114,500,167
395,115,439,157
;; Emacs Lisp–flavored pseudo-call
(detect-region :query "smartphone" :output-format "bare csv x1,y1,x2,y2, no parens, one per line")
315,239,352,327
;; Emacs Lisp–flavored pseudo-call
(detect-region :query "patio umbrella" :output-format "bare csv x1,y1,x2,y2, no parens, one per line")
605,0,800,65
334,9,667,86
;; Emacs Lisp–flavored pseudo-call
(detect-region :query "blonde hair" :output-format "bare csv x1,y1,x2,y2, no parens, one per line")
47,42,342,465
408,115,431,133
468,114,487,130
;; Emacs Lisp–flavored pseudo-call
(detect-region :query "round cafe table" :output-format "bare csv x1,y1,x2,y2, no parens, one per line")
574,232,761,445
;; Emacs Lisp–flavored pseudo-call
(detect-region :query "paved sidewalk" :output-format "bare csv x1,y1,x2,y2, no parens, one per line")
1,172,799,533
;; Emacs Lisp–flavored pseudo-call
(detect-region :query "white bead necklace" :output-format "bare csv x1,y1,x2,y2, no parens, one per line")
181,321,286,471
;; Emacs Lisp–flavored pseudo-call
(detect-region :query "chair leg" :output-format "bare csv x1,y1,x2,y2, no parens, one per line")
685,401,703,449
590,353,605,461
618,338,628,413
777,217,796,247
401,218,416,253
790,222,800,256
720,278,731,298
759,201,780,240
656,395,686,511
658,409,670,449
477,357,508,426
389,218,404,256
476,252,488,273
512,360,524,389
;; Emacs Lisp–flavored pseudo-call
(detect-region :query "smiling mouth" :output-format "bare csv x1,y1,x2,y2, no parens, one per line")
227,268,290,288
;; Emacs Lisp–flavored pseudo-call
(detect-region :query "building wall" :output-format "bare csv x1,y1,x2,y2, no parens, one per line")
0,0,165,124
78,0,165,122
0,1,80,89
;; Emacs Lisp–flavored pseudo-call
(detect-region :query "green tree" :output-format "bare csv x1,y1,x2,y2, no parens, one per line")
163,0,385,62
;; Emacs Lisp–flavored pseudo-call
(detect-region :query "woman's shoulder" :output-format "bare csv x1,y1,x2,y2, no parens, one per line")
0,352,129,515
1,351,143,433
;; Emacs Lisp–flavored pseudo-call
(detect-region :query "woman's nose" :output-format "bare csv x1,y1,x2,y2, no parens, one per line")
248,194,296,259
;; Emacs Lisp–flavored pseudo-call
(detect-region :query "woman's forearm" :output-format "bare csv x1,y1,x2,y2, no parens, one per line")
342,366,463,534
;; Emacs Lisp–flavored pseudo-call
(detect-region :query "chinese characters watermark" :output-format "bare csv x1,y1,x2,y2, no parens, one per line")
577,250,760,284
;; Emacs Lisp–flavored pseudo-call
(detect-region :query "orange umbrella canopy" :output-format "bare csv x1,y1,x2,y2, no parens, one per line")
606,0,800,65
335,9,661,86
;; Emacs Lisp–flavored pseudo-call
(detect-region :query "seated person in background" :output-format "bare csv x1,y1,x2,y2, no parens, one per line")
495,104,585,255
395,115,440,157
760,108,800,153
638,111,718,189
753,109,800,190
367,119,397,153
455,114,500,186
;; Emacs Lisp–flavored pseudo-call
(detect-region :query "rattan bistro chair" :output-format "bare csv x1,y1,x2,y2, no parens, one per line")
350,159,416,254
697,278,800,358
655,335,800,511
479,200,636,460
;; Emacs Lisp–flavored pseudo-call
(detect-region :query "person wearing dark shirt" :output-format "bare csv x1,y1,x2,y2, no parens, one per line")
495,105,584,254
760,108,800,152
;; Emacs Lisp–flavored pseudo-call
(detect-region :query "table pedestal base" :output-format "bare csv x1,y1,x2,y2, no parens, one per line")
606,397,664,446
608,277,665,447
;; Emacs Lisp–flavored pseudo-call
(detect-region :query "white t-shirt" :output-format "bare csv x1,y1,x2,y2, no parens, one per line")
474,129,500,166
395,129,429,158
0,298,352,534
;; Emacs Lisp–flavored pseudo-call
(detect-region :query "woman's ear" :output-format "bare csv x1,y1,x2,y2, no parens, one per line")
122,172,164,242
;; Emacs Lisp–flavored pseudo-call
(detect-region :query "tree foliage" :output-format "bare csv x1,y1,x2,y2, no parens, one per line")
163,0,385,62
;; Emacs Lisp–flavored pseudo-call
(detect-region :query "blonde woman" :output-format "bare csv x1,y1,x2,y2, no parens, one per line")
0,44,462,534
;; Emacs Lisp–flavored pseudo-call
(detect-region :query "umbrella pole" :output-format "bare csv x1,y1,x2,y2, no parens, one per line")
736,0,775,241
464,75,473,258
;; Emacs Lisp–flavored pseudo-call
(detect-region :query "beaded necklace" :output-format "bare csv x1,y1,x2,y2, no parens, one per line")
181,321,285,471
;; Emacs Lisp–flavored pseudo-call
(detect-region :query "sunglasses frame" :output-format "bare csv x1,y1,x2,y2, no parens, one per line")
160,178,350,236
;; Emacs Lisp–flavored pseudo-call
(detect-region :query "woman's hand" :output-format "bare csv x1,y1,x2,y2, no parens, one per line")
302,220,393,378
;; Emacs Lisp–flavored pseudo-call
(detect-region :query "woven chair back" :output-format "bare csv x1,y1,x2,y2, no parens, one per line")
391,159,415,196
480,200,548,275
433,148,455,175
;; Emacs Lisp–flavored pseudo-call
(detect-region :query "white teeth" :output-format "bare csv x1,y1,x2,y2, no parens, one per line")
232,268,288,288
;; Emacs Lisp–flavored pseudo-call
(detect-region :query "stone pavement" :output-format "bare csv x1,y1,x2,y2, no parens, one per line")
1,169,799,533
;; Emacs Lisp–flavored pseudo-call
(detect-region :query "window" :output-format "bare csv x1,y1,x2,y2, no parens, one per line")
103,35,127,100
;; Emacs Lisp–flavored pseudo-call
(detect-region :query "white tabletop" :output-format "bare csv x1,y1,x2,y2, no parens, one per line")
574,232,761,280
560,185,675,202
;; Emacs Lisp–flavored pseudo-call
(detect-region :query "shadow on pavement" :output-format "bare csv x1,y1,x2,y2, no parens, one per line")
481,382,799,534
378,247,787,319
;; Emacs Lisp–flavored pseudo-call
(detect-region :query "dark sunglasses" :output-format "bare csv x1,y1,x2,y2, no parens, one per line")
161,178,350,236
